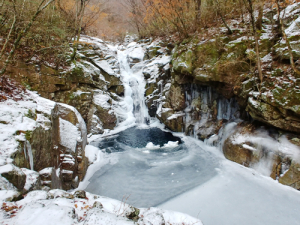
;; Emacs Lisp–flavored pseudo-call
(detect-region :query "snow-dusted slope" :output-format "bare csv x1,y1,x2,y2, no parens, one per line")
0,189,202,225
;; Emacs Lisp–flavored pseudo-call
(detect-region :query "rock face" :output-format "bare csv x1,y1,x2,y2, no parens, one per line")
6,36,121,135
221,122,300,190
278,161,300,190
156,3,300,135
10,98,88,191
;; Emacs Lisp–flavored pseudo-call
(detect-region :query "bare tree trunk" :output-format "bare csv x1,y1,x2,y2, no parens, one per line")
0,0,55,76
244,0,263,85
275,0,300,76
0,1,17,60
239,0,245,23
194,0,202,27
71,0,86,60
216,0,232,35
256,0,264,30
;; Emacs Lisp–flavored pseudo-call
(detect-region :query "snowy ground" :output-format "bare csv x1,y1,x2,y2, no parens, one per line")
0,189,202,225
159,137,300,225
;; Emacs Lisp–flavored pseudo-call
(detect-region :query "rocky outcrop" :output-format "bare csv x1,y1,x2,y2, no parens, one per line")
278,161,300,190
222,122,300,190
246,96,300,133
5,36,121,135
9,98,89,191
159,3,300,135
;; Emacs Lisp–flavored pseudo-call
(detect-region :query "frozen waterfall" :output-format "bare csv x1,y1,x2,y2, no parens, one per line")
115,47,149,126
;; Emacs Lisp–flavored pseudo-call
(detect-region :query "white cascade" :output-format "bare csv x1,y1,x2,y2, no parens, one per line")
115,48,149,127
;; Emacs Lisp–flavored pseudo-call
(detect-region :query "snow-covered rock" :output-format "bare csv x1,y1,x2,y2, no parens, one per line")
0,91,89,191
0,189,203,225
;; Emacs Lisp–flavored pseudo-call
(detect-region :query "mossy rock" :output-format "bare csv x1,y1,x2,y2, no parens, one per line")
246,97,300,132
146,46,161,59
195,40,220,67
226,41,248,60
274,39,300,60
172,49,194,75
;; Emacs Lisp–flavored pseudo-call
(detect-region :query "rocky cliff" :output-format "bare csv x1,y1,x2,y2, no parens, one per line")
143,3,300,190
0,90,89,197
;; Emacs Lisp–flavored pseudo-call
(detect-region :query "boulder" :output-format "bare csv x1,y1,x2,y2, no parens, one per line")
279,161,300,190
0,164,26,191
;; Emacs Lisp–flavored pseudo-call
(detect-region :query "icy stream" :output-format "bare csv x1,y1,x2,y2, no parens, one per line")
85,127,218,207
83,43,300,225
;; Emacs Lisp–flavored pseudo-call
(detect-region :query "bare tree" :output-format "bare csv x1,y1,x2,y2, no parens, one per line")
215,0,233,34
194,0,202,27
275,0,300,76
243,0,263,85
71,0,87,60
123,0,146,37
0,0,17,60
0,0,55,76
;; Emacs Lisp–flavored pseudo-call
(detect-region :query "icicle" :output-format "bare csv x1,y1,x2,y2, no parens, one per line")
26,140,34,170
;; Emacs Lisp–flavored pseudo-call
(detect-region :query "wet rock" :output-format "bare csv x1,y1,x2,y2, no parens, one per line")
223,138,257,167
93,105,117,130
148,104,157,117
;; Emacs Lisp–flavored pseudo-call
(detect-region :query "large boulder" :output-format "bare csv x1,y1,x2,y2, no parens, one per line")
11,101,89,191
0,164,26,191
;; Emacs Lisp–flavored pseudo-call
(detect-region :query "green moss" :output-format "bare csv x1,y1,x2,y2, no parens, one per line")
288,35,300,42
271,69,283,77
71,66,84,78
69,92,76,100
25,130,33,141
172,49,195,75
226,41,248,60
25,109,36,120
